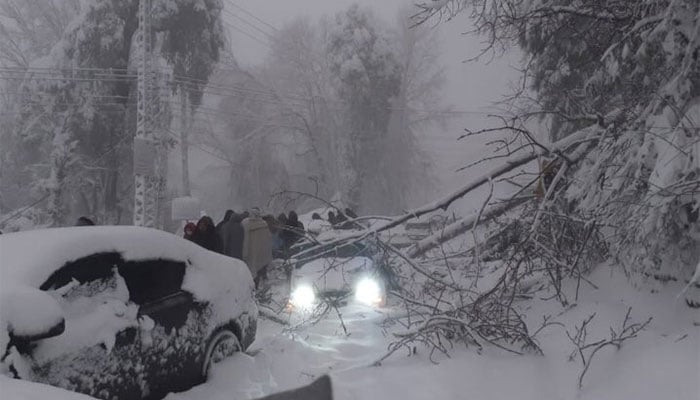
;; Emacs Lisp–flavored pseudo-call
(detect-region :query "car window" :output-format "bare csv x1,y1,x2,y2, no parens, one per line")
40,252,124,291
117,259,186,305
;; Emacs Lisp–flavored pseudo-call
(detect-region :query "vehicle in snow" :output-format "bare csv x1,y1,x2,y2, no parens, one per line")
288,256,385,311
0,226,258,400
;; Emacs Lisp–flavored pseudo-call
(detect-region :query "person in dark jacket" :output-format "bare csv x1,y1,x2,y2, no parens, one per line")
334,210,347,224
191,216,223,253
216,210,234,233
221,212,245,259
344,208,358,219
288,211,304,231
327,211,337,225
335,210,357,229
263,215,285,259
183,222,197,240
284,211,305,247
75,216,95,226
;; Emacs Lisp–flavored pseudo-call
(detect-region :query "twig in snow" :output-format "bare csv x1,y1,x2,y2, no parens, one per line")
566,307,652,389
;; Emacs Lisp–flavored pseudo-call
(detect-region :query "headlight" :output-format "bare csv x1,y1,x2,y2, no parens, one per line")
290,284,316,310
355,278,383,306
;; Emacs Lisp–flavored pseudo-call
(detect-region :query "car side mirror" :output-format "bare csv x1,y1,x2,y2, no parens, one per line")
2,288,66,343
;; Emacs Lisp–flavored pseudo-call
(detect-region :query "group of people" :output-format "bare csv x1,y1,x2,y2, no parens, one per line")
182,209,306,288
66,207,357,289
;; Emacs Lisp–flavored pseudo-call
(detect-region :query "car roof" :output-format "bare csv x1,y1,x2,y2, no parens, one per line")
0,226,198,289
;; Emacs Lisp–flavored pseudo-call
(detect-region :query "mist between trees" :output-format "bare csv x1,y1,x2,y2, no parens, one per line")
0,1,449,229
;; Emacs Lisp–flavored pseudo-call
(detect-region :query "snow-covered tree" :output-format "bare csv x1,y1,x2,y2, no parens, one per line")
0,0,81,221
156,0,226,196
260,17,343,200
370,7,447,212
414,0,700,302
327,5,402,213
1,0,227,228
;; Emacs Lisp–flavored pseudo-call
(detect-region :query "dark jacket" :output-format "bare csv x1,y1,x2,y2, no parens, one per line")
283,212,305,249
216,210,234,234
221,214,245,259
192,216,223,254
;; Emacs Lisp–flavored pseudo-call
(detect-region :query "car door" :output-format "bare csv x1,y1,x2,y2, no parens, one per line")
117,259,210,397
36,252,145,400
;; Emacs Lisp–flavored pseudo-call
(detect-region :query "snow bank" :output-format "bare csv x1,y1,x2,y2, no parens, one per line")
0,375,98,400
172,261,698,400
0,287,65,355
1,287,64,338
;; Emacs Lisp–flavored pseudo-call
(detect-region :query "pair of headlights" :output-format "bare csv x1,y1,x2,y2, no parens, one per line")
289,278,384,310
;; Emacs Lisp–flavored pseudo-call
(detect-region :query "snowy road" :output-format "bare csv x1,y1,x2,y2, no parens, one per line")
166,265,699,400
166,303,394,400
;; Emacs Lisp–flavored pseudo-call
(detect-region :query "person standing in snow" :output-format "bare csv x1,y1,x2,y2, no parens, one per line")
283,211,305,248
221,211,245,259
242,208,273,289
275,213,290,257
183,222,197,241
216,209,234,234
263,215,285,259
191,216,223,254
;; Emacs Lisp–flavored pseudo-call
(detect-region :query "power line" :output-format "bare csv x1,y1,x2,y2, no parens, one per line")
222,8,275,41
166,80,308,109
0,66,132,74
1,92,130,99
224,0,279,32
168,99,299,126
222,20,272,50
0,75,136,83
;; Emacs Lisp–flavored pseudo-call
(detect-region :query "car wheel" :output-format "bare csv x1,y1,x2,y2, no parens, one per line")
201,329,240,379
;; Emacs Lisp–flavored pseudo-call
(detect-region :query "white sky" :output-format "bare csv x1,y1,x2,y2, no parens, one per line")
225,0,520,112
220,0,524,212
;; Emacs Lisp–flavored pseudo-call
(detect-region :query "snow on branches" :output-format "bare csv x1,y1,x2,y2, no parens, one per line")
411,0,700,301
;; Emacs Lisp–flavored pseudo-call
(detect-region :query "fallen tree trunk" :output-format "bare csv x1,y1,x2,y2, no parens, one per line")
406,196,531,258
293,126,601,262
407,126,603,258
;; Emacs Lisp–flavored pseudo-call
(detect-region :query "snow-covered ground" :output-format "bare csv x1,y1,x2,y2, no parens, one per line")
168,263,699,400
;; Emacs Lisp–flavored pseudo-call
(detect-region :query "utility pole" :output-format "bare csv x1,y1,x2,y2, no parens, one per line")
133,0,157,227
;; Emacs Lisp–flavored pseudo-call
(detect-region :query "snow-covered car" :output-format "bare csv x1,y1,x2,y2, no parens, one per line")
288,256,385,310
0,226,257,400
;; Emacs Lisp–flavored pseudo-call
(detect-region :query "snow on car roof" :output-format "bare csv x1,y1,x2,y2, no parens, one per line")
1,226,191,288
0,226,252,298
